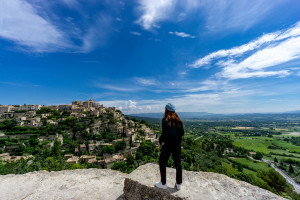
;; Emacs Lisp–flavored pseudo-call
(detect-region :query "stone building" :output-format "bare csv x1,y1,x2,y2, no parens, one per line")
18,105,41,111
0,106,15,114
58,105,72,112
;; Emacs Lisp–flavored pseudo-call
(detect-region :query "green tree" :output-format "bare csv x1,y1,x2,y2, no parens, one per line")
289,164,294,173
126,155,135,166
115,141,126,151
51,139,62,158
136,140,156,160
235,172,254,184
101,145,115,154
237,163,243,172
258,168,286,194
0,119,17,131
253,152,263,160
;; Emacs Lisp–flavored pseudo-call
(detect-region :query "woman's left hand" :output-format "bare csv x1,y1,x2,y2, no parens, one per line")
162,142,165,146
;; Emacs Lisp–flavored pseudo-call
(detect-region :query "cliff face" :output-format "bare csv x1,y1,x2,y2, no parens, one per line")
0,163,286,200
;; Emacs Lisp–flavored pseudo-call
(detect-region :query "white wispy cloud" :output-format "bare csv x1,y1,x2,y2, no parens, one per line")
0,1,113,53
190,22,300,79
97,87,262,114
202,0,285,33
0,81,41,88
136,0,284,32
130,31,142,36
134,77,158,86
169,31,196,38
0,0,73,52
185,80,227,92
80,14,112,53
190,32,281,67
99,82,300,114
95,84,142,92
101,100,140,112
136,0,175,30
61,0,80,9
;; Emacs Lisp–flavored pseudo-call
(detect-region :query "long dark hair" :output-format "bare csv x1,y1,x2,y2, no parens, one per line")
164,108,183,128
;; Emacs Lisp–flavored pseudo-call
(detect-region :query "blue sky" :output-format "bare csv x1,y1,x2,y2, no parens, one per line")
1,0,300,114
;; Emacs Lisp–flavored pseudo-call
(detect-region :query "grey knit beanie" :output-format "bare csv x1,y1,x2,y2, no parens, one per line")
165,103,175,112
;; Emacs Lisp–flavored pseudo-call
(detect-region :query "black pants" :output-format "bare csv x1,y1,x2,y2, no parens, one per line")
159,145,182,185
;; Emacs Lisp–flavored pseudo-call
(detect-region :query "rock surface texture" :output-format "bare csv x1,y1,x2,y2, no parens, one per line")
0,169,127,200
124,163,286,200
0,163,286,200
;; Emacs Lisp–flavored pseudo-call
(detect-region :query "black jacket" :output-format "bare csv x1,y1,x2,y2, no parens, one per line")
159,118,184,148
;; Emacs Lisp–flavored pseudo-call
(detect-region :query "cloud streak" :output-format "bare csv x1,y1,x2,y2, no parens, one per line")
202,0,285,33
134,77,159,86
169,31,196,38
98,87,265,114
190,22,300,79
130,31,142,36
135,0,285,33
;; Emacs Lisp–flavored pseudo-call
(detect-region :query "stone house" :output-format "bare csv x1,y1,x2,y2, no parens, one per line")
18,116,27,121
14,112,25,118
79,144,86,152
47,105,59,111
0,106,14,114
72,101,83,106
29,117,42,127
40,113,51,118
80,155,96,162
26,111,37,118
88,144,96,152
87,158,97,164
39,134,63,147
104,153,125,169
47,120,58,125
58,105,72,112
4,145,20,153
64,154,73,160
95,140,105,146
0,153,11,162
70,113,86,118
128,120,135,128
112,139,124,145
3,113,14,118
66,156,79,164
132,140,141,148
19,105,41,111
97,159,105,168
100,143,113,148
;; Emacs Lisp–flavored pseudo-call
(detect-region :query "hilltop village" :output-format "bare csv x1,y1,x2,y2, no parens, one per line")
0,99,159,169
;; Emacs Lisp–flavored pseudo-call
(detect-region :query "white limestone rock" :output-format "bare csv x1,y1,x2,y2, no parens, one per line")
0,163,286,200
0,169,127,200
125,163,286,200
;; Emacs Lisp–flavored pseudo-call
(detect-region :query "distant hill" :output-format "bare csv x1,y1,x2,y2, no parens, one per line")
128,112,226,119
128,111,300,121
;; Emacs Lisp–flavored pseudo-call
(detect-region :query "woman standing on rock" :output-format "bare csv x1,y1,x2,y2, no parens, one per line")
155,103,184,190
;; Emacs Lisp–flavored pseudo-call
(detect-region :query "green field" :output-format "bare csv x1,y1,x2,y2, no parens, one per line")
230,157,271,171
222,158,269,177
232,136,300,154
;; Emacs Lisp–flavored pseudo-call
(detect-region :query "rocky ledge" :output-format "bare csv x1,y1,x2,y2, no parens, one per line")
0,163,286,200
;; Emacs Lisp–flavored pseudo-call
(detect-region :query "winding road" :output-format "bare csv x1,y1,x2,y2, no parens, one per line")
263,159,300,194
